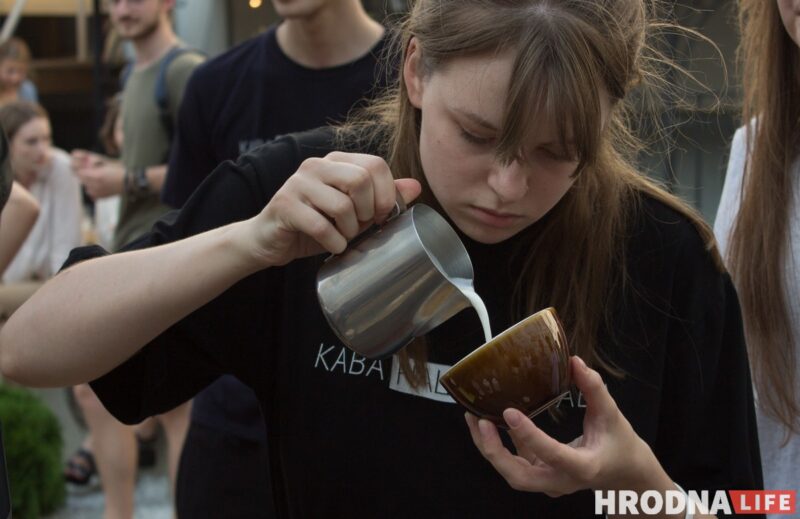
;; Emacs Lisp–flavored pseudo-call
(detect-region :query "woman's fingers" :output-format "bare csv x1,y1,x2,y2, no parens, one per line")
321,152,394,223
260,152,424,263
465,413,503,456
394,178,423,208
504,409,581,471
292,175,360,240
466,413,562,493
570,356,617,420
281,201,347,254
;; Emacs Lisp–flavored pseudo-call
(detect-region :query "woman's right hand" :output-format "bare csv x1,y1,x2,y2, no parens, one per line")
241,151,422,268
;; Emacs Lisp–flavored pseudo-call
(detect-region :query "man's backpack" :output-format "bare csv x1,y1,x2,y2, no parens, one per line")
119,45,205,142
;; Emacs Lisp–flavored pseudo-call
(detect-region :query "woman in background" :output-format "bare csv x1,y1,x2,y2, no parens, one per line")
0,124,40,321
0,101,81,284
714,0,800,505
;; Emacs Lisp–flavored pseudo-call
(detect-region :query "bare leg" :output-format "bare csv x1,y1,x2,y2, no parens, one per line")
134,416,158,441
73,384,137,519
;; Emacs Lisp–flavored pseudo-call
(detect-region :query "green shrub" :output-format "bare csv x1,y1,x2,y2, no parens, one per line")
0,384,64,519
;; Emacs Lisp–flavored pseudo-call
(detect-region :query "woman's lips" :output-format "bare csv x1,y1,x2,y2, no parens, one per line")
469,206,522,228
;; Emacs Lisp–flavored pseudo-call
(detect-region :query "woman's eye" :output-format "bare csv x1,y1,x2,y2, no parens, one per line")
539,147,576,163
459,128,493,146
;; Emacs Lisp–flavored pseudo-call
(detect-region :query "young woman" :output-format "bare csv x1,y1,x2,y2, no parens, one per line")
0,101,81,284
714,0,800,504
0,1,761,517
0,38,38,106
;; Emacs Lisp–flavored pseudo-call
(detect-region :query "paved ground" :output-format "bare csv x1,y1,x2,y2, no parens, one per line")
27,387,173,519
46,470,172,519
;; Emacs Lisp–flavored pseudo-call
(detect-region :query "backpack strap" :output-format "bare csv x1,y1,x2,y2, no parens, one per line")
154,46,205,143
119,61,133,91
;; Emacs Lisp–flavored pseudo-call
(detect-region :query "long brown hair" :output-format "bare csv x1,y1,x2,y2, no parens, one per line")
342,0,721,387
100,94,123,157
730,0,800,438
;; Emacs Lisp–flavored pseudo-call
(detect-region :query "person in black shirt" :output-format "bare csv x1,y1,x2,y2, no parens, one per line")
0,1,763,518
162,1,388,516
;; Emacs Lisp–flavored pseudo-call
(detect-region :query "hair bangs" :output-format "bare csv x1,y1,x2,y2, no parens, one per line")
497,12,604,174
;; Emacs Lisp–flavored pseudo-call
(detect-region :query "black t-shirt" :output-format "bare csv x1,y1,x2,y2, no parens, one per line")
73,127,763,518
161,25,391,441
163,24,391,208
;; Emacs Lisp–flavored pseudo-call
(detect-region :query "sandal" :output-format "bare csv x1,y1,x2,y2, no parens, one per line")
64,447,97,486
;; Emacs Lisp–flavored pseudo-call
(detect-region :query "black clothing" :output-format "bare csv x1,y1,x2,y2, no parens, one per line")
163,25,390,208
175,422,272,519
74,127,763,518
161,24,391,446
0,130,11,210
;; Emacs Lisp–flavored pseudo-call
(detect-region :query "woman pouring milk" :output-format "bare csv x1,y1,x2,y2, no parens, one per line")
0,1,761,517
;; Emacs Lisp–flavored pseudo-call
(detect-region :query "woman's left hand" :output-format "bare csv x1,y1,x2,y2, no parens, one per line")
466,356,663,497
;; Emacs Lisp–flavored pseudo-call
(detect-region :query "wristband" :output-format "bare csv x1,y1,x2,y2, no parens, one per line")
133,167,149,194
125,168,149,195
124,168,134,193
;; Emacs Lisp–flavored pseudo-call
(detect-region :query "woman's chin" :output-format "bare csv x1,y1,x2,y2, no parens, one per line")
456,221,521,245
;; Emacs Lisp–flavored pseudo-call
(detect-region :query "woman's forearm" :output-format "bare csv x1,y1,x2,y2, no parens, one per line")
0,220,263,387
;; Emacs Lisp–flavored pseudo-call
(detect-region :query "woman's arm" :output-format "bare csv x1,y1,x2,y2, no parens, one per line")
0,181,39,273
0,220,262,387
0,151,421,388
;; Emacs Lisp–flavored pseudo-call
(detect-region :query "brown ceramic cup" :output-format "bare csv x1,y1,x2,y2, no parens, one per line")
440,307,572,428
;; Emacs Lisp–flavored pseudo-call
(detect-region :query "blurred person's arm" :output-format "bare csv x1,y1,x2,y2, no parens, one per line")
71,149,123,200
72,150,167,198
0,182,39,274
143,164,166,193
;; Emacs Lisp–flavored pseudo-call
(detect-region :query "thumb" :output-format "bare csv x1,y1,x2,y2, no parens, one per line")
570,356,617,418
394,178,422,206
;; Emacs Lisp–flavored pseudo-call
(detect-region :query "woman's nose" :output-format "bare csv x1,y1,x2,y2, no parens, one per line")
487,160,529,203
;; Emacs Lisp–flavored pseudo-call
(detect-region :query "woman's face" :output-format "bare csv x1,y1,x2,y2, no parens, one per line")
0,58,28,92
777,0,800,47
10,117,52,182
404,43,611,244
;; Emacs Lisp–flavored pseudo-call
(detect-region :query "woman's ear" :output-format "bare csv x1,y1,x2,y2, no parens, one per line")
403,37,424,109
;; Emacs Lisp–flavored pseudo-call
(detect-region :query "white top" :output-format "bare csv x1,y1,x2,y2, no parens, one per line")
93,195,120,251
715,126,800,501
3,148,83,283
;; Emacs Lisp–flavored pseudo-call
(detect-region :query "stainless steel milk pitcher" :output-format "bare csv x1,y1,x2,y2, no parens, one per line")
316,203,475,359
